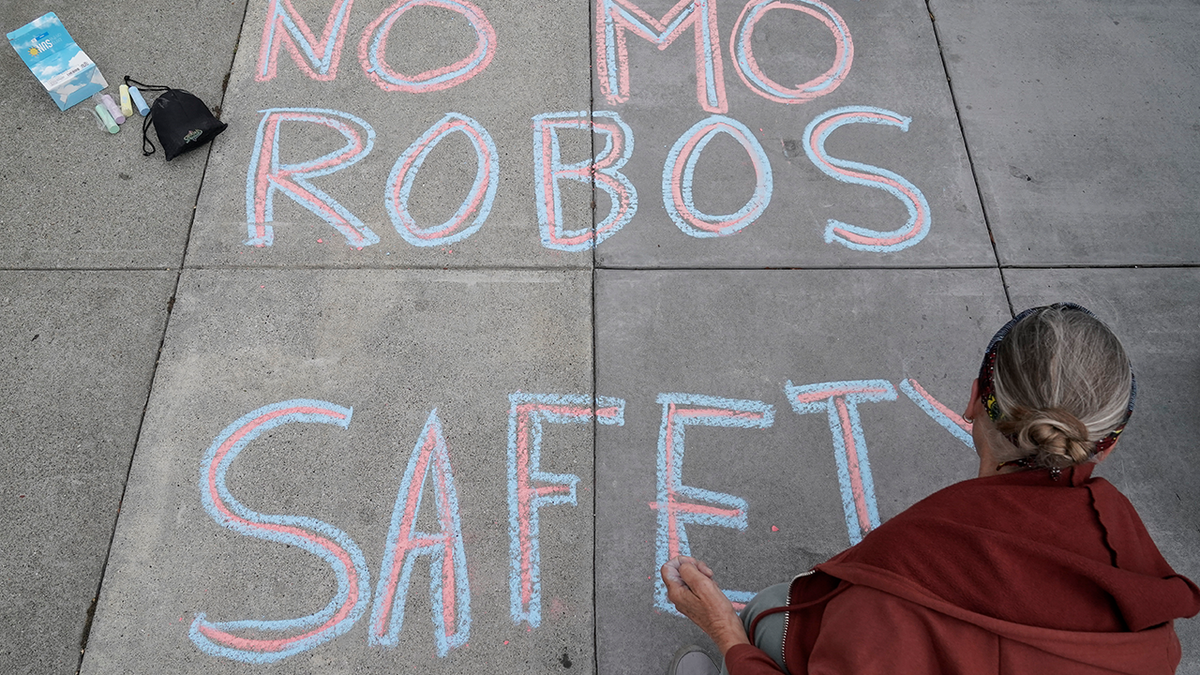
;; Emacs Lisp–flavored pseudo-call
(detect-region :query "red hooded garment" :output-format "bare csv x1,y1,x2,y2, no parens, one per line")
724,464,1200,675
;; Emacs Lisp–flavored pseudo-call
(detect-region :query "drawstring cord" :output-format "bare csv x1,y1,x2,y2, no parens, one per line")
125,76,170,157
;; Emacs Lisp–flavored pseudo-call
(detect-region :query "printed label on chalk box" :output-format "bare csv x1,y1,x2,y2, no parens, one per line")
7,12,107,111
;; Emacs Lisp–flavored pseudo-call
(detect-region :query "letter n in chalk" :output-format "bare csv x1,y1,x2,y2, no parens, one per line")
508,393,626,627
370,410,470,657
784,380,897,545
256,0,355,82
653,394,774,613
246,108,377,248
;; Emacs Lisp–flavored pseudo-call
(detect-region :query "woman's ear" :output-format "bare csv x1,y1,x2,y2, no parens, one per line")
964,378,981,422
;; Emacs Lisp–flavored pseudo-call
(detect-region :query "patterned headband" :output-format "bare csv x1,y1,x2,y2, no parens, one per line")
977,302,1136,457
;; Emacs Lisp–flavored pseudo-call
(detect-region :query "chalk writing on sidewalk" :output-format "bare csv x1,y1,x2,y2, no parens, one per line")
256,0,496,90
785,380,896,545
596,0,726,113
730,0,853,104
193,400,369,664
507,394,626,627
359,0,497,93
900,378,973,447
386,112,499,247
662,115,772,238
243,106,929,250
803,106,933,252
651,394,774,613
370,409,470,656
191,380,964,661
256,0,355,82
245,108,378,248
240,0,936,255
533,111,638,252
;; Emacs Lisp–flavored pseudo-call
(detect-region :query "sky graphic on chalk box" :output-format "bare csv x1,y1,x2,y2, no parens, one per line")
7,12,107,111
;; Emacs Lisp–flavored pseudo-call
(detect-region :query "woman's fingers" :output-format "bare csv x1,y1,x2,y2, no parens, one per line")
679,562,727,604
661,560,684,589
661,556,691,589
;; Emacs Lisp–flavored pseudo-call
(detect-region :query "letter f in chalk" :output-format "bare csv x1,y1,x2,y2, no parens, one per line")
507,393,625,627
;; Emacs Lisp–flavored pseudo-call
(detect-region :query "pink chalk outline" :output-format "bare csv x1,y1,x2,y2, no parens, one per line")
596,0,727,113
653,394,774,613
369,410,470,657
730,0,853,104
256,0,355,82
245,108,377,248
360,0,496,93
663,115,773,238
803,106,931,252
507,394,625,627
192,400,369,663
533,111,638,251
385,112,499,247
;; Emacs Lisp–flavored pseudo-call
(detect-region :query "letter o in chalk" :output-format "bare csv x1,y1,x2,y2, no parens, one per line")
730,0,853,105
385,113,500,247
663,115,773,238
360,0,497,93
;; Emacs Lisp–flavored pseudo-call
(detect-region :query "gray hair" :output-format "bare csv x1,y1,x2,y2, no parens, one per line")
990,305,1134,469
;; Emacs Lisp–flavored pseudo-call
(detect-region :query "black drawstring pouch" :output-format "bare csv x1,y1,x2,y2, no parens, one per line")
125,76,227,161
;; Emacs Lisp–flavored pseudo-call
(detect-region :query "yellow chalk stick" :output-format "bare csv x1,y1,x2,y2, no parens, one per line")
119,84,134,118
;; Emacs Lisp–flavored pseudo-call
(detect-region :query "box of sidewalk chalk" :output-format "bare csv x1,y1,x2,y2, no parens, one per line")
7,12,107,111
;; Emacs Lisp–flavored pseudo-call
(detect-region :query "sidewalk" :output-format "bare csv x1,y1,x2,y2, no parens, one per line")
1,0,1197,673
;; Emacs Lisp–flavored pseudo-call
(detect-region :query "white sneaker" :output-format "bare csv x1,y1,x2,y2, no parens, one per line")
668,645,718,675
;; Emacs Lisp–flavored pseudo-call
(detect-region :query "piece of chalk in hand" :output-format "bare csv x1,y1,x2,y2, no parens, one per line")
129,86,150,116
119,85,134,118
662,556,691,590
93,104,119,134
100,94,125,124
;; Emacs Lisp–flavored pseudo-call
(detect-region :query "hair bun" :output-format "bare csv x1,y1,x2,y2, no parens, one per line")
998,407,1093,468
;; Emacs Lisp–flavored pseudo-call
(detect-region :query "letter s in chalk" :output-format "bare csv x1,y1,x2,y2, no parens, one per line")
192,400,371,663
803,106,931,253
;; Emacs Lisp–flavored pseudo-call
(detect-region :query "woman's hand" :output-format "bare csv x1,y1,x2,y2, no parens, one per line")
661,556,751,655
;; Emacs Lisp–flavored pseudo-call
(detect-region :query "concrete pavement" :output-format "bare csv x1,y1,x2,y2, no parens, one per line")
1,0,1197,673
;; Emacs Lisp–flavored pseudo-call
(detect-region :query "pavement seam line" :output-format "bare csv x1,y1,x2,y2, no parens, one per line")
74,0,254,671
589,0,601,670
922,0,1014,316
5,263,1198,273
